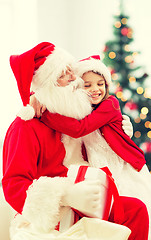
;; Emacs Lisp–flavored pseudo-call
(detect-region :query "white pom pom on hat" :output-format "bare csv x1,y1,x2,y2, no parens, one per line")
17,104,35,121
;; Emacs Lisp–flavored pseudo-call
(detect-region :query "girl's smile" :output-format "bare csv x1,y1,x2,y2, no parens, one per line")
82,71,106,105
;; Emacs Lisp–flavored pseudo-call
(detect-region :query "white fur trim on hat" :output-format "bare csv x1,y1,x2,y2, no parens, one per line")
75,58,111,85
31,47,75,92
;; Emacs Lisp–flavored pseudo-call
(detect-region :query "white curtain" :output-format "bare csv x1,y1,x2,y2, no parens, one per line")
0,0,38,140
0,0,38,179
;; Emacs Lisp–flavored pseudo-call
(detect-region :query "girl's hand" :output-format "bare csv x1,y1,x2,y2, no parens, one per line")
30,94,46,118
122,115,133,138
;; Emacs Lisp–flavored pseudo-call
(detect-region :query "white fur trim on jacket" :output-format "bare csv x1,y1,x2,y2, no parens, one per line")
75,57,111,85
22,176,70,233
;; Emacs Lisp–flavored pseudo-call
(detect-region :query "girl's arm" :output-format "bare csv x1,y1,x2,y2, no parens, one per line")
40,96,122,138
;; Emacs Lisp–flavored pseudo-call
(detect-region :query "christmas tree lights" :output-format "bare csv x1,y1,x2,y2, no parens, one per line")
102,0,151,169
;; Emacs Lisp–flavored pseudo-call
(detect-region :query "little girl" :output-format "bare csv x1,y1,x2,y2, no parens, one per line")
36,55,151,238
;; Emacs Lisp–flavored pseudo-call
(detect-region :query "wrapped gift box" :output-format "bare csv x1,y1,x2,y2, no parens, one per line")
59,165,123,233
67,164,110,219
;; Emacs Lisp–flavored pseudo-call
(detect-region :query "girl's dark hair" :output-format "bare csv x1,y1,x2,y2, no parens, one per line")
91,70,109,101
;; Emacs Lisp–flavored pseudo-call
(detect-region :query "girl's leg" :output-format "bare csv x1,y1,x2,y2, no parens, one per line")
109,196,149,240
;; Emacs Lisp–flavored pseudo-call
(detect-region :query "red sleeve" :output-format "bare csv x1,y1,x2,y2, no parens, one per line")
40,96,122,138
2,119,39,213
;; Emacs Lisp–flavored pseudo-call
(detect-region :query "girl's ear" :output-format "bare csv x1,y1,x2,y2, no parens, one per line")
103,83,109,100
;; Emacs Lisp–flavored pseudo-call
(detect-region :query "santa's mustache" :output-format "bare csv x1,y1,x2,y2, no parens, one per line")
64,76,84,91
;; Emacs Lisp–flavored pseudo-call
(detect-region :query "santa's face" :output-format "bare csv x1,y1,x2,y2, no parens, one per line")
82,71,106,105
57,66,76,87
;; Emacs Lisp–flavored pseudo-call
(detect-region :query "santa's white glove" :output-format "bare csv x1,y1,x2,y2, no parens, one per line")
122,114,133,138
61,180,101,215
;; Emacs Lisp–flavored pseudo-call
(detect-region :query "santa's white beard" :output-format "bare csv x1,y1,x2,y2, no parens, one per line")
35,76,92,119
35,76,93,167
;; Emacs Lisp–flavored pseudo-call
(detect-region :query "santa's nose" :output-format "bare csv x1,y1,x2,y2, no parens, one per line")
69,72,76,82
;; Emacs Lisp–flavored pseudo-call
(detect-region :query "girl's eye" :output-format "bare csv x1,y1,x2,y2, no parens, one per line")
84,85,91,88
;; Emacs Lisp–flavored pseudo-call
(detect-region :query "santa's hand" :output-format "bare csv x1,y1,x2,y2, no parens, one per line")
61,180,101,214
122,115,133,138
30,94,46,118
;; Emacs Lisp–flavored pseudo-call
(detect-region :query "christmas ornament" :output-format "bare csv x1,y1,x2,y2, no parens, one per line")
124,101,138,110
121,27,129,36
140,142,151,153
103,45,108,52
115,86,123,94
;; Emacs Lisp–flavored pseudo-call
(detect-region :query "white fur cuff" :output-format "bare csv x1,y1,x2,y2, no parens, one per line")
22,176,69,233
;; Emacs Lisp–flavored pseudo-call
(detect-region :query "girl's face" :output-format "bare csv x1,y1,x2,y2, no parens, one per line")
82,71,106,105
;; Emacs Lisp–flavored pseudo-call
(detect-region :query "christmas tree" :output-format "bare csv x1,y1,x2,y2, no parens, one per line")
102,0,151,170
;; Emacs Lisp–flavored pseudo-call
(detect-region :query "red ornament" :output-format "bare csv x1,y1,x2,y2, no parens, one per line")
115,86,123,94
141,142,151,153
111,69,116,75
103,45,108,52
124,101,138,110
121,27,129,36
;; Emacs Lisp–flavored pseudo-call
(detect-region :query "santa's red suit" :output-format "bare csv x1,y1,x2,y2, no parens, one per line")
2,43,149,240
3,117,67,214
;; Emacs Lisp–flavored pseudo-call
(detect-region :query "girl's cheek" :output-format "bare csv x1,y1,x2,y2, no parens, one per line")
84,87,89,92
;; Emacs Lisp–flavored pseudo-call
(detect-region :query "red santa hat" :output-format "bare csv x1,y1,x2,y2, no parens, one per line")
75,55,111,85
10,42,75,107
